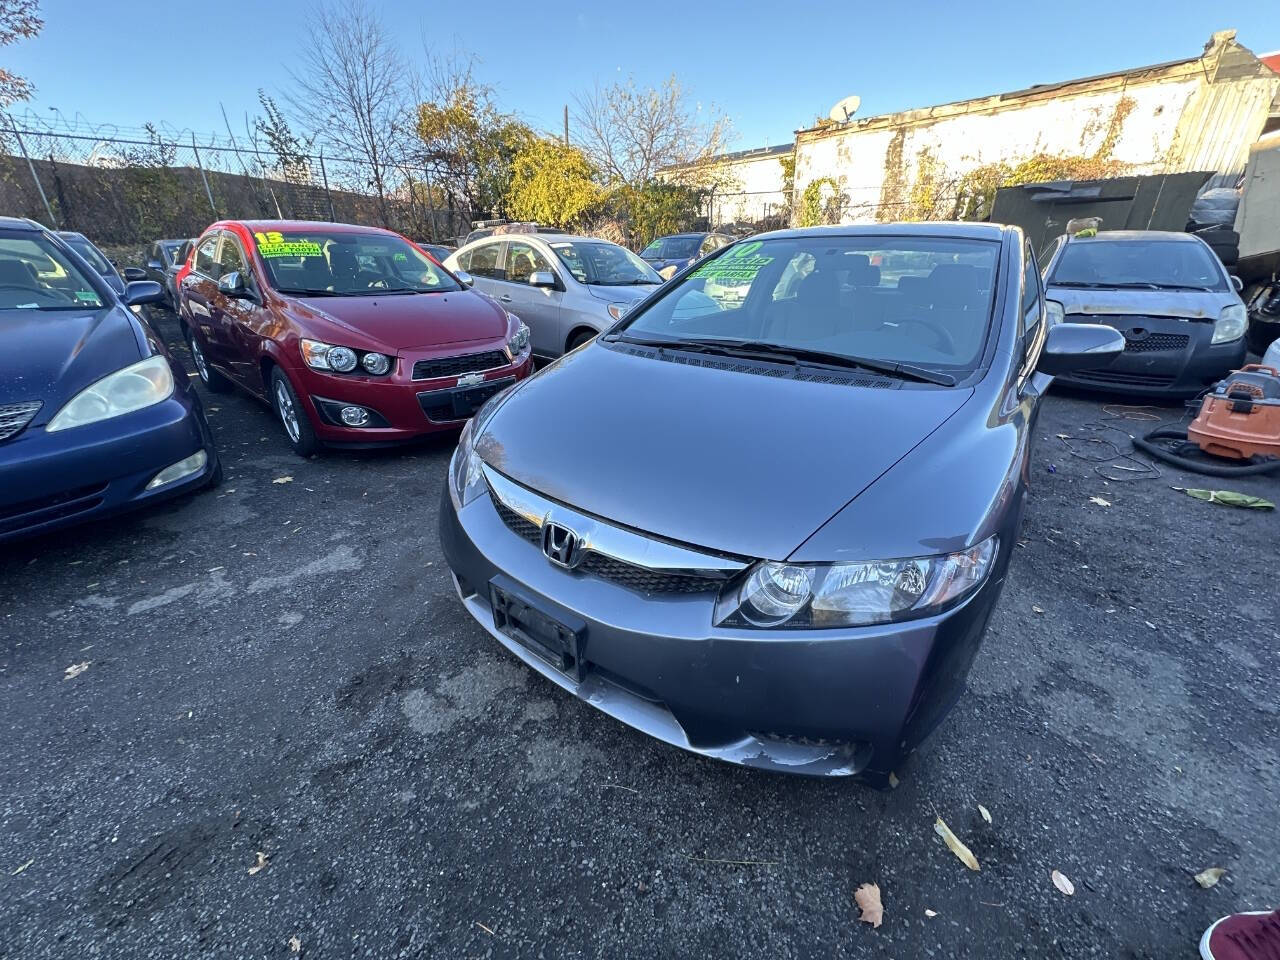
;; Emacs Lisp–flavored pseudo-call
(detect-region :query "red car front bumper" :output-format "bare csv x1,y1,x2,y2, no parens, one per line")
290,343,533,445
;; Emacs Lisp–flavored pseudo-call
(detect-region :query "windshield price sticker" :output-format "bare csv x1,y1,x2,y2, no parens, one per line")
693,241,773,285
254,231,323,259
75,290,103,305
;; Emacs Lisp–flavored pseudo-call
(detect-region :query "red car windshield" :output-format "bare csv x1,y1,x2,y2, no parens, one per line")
251,230,461,297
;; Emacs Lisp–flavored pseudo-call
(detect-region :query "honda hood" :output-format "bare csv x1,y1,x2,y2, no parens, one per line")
287,288,509,351
0,306,144,416
1048,285,1238,321
476,344,973,560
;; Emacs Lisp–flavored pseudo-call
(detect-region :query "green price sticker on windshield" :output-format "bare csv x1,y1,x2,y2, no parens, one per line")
75,290,102,305
254,230,323,258
692,241,773,286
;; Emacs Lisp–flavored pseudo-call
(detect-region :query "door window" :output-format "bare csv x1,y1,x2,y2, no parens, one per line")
194,235,219,278
1021,247,1042,337
216,234,247,279
505,241,553,285
467,242,505,280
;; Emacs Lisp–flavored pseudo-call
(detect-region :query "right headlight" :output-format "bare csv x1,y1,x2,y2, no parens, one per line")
717,537,998,629
47,355,174,432
1045,299,1065,326
1212,303,1247,345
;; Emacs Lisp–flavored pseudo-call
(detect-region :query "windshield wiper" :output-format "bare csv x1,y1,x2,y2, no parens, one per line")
277,287,345,297
594,279,658,286
613,336,957,385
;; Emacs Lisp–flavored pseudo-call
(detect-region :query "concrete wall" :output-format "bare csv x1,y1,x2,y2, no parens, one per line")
706,149,790,226
791,31,1279,225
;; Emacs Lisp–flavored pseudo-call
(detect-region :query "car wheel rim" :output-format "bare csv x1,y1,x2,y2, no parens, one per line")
190,339,210,382
275,382,301,443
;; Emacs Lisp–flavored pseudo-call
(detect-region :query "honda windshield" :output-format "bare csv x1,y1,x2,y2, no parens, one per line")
1049,238,1228,292
550,241,661,286
614,235,1000,376
252,230,462,296
0,232,107,311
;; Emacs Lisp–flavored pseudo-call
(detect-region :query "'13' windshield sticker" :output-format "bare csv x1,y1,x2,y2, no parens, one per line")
254,231,323,258
691,241,773,286
74,290,103,305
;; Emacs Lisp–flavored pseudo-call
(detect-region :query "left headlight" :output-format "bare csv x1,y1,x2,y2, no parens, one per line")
1212,303,1247,345
718,537,998,629
47,355,174,432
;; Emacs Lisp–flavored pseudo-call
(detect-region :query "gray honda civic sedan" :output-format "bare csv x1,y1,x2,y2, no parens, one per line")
440,223,1123,781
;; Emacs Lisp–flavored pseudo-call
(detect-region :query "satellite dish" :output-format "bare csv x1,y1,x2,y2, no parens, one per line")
828,95,862,123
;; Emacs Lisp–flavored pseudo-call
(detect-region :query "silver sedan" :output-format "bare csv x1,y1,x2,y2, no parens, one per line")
443,233,662,359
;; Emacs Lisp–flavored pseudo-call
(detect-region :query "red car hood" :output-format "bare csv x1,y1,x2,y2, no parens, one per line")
285,289,508,351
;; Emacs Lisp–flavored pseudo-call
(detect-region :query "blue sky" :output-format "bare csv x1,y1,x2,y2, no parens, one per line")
7,0,1278,149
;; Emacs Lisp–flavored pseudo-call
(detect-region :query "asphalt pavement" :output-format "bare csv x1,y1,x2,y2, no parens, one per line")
2,307,1278,959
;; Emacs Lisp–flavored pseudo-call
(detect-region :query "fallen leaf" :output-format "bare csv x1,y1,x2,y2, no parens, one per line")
924,909,938,918
12,858,34,875
248,851,269,875
1195,867,1226,889
1052,870,1075,896
934,817,980,871
288,935,302,953
272,476,293,485
1089,496,1112,507
64,662,90,680
854,882,884,929
1032,605,1045,615
888,771,899,789
978,804,992,824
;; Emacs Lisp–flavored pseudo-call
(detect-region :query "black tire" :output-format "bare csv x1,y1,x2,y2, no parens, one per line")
566,328,597,352
186,327,232,393
270,368,322,458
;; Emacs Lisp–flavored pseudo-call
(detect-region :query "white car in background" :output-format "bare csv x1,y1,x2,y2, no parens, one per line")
444,233,662,359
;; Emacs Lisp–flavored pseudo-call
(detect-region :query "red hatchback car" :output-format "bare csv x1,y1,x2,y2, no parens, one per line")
175,220,533,456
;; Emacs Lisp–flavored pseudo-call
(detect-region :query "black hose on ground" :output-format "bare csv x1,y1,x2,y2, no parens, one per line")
1133,427,1280,478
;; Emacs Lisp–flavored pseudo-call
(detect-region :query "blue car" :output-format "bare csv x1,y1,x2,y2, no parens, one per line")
639,232,734,279
0,217,220,542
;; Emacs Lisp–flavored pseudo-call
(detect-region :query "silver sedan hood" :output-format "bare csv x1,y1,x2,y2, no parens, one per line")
476,344,973,560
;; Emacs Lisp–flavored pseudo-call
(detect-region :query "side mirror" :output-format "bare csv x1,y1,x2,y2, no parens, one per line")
123,280,165,307
529,270,556,288
217,271,250,298
122,266,148,282
1036,322,1125,377
145,260,164,271
1230,275,1244,293
453,269,475,288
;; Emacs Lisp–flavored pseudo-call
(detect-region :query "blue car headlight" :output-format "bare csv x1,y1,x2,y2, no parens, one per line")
46,355,174,432
717,536,998,629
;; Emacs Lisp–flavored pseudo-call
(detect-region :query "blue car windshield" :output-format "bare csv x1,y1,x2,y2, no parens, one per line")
619,235,1000,373
0,233,105,311
1050,238,1228,291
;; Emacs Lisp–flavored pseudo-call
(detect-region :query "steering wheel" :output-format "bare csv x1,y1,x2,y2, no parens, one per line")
0,284,73,305
897,316,957,354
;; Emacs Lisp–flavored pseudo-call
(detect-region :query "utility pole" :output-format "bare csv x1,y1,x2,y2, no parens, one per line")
7,112,57,228
563,105,569,146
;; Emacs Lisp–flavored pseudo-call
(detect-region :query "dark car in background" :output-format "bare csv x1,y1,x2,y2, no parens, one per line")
1041,230,1248,397
176,220,533,457
417,242,455,263
143,238,192,307
163,239,195,310
0,218,219,542
440,223,1123,781
640,231,734,279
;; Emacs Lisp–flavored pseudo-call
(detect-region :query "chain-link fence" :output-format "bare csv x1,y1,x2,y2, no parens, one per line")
0,109,470,247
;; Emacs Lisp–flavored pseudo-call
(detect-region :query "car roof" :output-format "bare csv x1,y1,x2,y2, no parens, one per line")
220,219,397,235
57,230,90,242
1065,229,1202,244
0,216,42,232
753,221,1009,242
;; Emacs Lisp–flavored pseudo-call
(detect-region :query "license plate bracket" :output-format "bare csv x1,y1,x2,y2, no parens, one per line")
489,574,587,682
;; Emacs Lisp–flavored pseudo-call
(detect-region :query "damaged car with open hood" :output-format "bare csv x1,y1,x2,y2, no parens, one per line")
440,223,1124,782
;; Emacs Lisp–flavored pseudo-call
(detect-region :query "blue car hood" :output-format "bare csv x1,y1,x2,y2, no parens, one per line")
0,306,144,423
477,343,973,560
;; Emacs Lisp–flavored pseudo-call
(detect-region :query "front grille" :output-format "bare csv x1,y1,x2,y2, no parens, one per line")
1124,333,1190,354
578,554,723,595
493,495,725,595
0,400,42,441
0,481,108,535
1071,369,1176,388
412,350,509,381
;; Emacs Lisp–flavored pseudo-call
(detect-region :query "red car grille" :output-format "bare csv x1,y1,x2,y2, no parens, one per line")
412,351,509,381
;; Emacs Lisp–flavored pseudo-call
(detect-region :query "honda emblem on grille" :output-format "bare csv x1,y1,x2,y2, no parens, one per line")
541,522,582,569
456,372,484,388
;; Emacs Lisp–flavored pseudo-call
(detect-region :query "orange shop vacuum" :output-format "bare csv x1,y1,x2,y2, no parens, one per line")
1134,365,1280,477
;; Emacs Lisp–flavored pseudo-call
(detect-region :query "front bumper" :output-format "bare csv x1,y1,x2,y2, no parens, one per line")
438,478,1002,779
295,350,534,445
1055,315,1247,397
0,392,218,542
